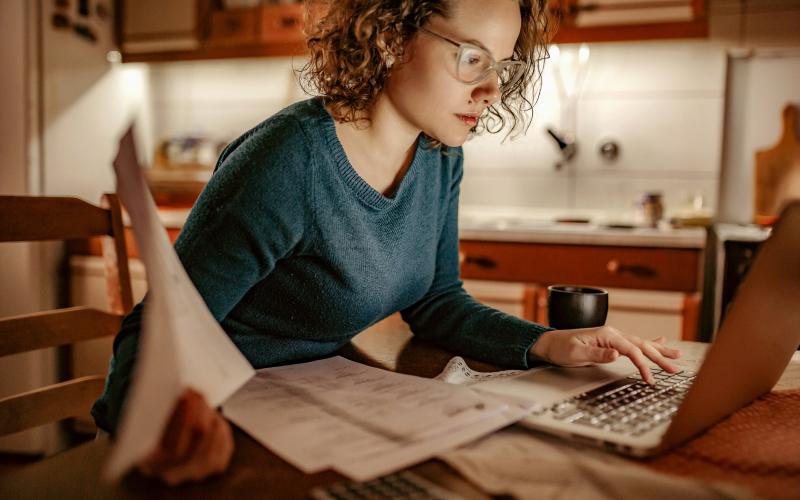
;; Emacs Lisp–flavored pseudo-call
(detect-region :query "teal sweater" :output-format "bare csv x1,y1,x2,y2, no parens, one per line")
92,97,552,432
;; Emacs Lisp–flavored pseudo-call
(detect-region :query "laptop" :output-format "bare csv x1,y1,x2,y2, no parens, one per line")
477,200,800,457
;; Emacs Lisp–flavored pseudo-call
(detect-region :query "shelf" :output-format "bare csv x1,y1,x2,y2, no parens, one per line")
122,40,306,63
552,19,708,44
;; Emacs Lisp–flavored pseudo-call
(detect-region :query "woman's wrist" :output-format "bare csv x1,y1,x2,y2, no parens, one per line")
527,329,555,364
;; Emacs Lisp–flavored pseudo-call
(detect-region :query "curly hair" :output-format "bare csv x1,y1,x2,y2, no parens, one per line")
299,0,554,143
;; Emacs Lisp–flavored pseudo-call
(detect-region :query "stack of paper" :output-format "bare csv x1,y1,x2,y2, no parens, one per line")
223,356,534,481
104,126,255,481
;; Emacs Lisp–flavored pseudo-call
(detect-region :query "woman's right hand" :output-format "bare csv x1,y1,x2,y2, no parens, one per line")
528,326,681,384
137,388,234,486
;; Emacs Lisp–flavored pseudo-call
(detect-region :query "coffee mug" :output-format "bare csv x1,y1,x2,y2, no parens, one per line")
547,285,609,330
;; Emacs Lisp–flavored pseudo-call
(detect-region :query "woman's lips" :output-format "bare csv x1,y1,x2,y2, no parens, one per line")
456,114,478,127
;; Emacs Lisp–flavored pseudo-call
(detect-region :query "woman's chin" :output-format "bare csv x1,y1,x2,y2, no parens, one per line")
426,129,469,148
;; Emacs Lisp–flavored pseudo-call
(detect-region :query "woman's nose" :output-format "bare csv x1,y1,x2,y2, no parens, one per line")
471,74,501,106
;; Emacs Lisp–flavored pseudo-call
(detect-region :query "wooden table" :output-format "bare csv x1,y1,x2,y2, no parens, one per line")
1,318,795,499
0,318,493,500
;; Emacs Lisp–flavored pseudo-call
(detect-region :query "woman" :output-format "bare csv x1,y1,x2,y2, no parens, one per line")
94,0,681,485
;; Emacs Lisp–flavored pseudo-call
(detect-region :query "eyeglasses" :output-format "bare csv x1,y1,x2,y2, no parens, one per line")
419,27,525,90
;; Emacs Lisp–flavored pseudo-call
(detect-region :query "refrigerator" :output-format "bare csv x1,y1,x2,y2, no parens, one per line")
0,0,150,455
701,49,800,340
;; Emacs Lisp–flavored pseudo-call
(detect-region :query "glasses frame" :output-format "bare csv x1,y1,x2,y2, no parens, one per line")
419,26,525,89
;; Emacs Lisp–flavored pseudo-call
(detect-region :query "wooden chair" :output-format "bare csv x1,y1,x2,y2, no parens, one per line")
0,194,133,437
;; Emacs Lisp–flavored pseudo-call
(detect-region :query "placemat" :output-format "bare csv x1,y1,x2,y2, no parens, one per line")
646,389,800,499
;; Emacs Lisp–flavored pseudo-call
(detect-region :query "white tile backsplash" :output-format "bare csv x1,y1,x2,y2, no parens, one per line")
460,40,728,214
460,171,571,209
580,41,727,94
575,96,724,174
573,174,718,214
145,41,731,215
148,57,307,143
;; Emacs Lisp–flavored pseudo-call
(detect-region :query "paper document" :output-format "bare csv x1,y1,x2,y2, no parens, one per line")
439,428,748,500
436,356,547,414
434,356,525,386
104,125,255,481
223,356,527,481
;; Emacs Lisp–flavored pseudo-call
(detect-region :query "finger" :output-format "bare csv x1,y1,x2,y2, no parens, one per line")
205,416,235,475
582,346,619,364
174,393,214,465
605,335,654,384
652,336,666,344
161,415,229,485
152,390,212,474
139,446,169,476
160,392,192,460
638,341,680,374
160,427,208,486
650,340,682,359
627,335,682,370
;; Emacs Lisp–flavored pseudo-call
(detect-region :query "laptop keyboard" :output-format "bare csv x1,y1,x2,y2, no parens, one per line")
547,368,696,437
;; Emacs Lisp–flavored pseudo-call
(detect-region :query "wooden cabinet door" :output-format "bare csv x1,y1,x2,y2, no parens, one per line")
549,0,708,43
460,241,701,292
459,240,703,340
119,0,211,53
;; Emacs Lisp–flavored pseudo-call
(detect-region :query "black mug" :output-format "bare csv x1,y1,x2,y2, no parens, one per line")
547,285,609,330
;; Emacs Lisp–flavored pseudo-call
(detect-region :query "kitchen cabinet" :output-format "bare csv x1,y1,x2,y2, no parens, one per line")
118,1,306,63
548,0,708,43
460,240,703,341
117,0,711,63
117,0,209,56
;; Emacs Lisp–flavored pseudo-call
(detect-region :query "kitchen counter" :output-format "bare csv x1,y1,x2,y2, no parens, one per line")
459,207,706,249
460,223,706,248
147,207,707,249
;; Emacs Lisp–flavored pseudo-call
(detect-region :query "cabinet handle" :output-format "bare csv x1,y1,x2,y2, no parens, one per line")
278,16,298,28
464,255,497,269
606,259,656,278
225,18,243,32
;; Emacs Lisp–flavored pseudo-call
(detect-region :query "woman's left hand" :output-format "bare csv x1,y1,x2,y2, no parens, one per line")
528,326,682,384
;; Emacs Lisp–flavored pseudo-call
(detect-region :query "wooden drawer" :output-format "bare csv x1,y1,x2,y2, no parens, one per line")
209,8,261,47
460,240,701,292
209,4,304,47
259,4,304,44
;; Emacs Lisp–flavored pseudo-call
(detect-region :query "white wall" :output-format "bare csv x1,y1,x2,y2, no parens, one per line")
0,0,155,455
132,2,800,220
145,57,306,150
30,0,790,221
40,0,153,202
142,42,727,218
0,0,60,455
461,41,726,216
717,50,800,223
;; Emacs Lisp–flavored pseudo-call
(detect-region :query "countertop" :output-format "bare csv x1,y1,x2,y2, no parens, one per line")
458,206,706,249
150,206,708,249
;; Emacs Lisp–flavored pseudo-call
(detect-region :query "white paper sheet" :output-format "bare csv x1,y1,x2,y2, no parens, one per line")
222,357,526,481
434,356,526,386
435,356,548,414
104,125,255,481
438,429,751,500
775,351,800,391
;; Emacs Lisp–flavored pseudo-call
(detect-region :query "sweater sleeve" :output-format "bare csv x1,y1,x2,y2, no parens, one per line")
400,152,553,369
91,115,314,433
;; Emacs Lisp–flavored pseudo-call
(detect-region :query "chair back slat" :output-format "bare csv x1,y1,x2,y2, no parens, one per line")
0,377,106,437
0,306,123,358
100,193,134,314
0,193,134,438
0,196,112,242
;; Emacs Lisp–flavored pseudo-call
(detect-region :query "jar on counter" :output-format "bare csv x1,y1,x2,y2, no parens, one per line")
641,192,664,228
